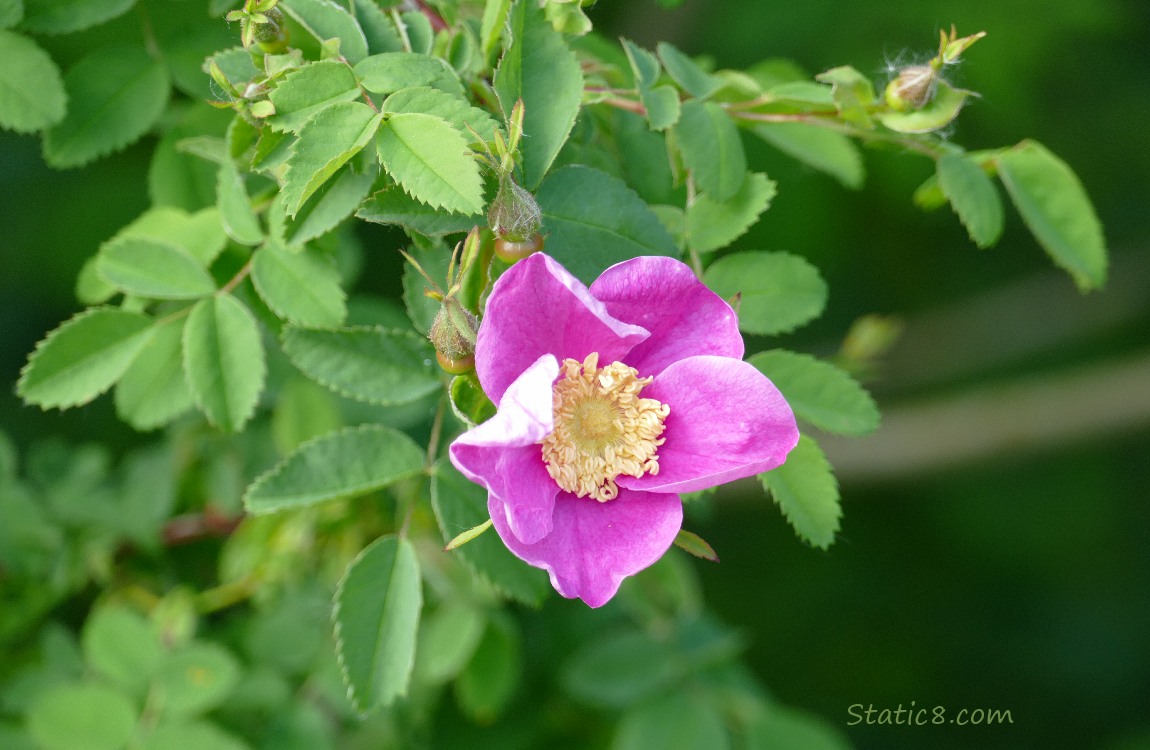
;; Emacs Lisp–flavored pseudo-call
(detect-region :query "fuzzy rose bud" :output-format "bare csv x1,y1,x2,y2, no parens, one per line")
429,298,478,360
884,64,937,111
487,178,542,243
253,7,285,43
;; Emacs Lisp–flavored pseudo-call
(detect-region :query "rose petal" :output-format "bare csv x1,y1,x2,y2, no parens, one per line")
476,253,648,404
618,355,799,494
489,488,683,608
450,355,560,544
590,256,743,377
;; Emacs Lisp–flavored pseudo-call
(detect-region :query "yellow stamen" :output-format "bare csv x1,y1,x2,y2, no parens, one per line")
541,353,670,502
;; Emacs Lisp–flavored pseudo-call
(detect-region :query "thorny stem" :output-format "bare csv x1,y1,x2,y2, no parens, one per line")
730,109,943,157
595,92,946,159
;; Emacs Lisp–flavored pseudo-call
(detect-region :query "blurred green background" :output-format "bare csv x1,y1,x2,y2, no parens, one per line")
2,0,1148,748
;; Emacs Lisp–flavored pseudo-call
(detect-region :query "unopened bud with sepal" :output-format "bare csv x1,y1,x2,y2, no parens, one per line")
488,177,542,243
430,298,478,373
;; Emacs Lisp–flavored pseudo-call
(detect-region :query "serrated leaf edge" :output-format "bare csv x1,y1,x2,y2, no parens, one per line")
243,422,426,514
332,533,422,714
279,324,441,406
16,307,153,410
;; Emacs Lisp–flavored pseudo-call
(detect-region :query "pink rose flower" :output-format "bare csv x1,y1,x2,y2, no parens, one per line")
449,254,799,607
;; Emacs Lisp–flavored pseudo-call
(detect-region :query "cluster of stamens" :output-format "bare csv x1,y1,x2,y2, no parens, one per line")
541,353,670,502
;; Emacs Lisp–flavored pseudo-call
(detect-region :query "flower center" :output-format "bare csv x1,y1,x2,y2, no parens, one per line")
541,353,670,502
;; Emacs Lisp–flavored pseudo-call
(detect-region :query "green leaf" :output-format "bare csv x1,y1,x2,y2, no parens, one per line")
752,122,864,189
115,318,193,431
455,615,522,722
148,106,230,212
153,643,241,717
935,152,1003,248
267,60,360,133
333,534,422,712
656,41,720,99
401,9,434,55
353,52,446,93
415,602,486,684
274,161,378,246
244,423,424,513
614,691,731,750
913,173,946,210
251,242,347,327
20,0,133,34
18,308,153,410
280,0,369,63
111,206,227,266
622,39,679,131
138,722,251,750
431,460,550,606
703,251,827,336
879,79,970,134
280,325,440,405
0,1,22,28
748,349,879,435
96,237,216,299
480,0,512,64
216,159,264,246
536,165,678,284
766,81,834,107
282,101,381,216
675,99,746,201
995,140,1107,290
82,604,161,694
759,435,840,549
26,682,137,750
353,0,403,54
493,0,583,187
376,112,485,215
75,256,117,304
0,30,65,132
183,294,266,432
271,376,343,456
613,109,674,204
562,631,678,708
382,85,501,145
673,529,719,562
449,372,496,427
44,46,169,168
815,65,875,127
686,172,776,253
357,183,479,236
205,47,260,94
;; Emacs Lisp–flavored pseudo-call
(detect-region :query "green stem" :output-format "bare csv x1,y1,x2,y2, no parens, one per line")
196,575,260,614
